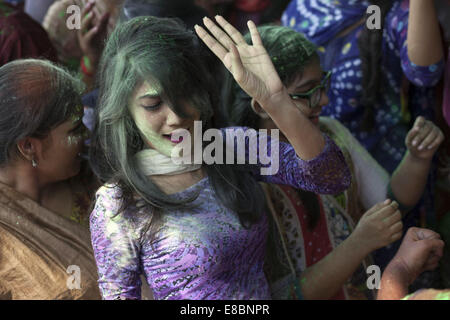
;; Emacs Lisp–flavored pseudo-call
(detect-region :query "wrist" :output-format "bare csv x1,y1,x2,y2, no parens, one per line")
81,55,97,77
385,258,414,285
405,150,432,165
257,88,290,110
347,231,372,258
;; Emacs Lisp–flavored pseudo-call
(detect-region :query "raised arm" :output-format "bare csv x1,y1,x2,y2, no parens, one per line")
388,1,444,87
407,0,444,67
195,16,325,160
390,116,444,210
222,127,351,194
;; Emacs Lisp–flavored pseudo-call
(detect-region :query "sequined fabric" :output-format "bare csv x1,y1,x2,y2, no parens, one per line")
90,127,351,299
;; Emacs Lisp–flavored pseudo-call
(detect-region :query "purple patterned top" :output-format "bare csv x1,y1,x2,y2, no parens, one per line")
90,128,351,300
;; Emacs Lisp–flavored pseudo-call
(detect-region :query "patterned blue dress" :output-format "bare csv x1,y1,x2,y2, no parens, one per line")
282,0,444,174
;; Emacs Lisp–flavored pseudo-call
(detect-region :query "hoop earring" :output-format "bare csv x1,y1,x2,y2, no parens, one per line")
31,158,38,168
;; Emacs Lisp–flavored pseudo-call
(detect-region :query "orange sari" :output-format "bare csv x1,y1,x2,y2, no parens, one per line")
0,181,100,299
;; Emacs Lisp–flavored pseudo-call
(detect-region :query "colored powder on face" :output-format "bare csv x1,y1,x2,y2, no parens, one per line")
145,88,159,96
129,82,177,157
66,134,83,147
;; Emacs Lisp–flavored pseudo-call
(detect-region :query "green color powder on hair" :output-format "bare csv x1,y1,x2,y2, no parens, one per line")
244,25,317,83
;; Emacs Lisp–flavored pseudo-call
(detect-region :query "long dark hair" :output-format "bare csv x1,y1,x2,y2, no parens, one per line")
221,25,321,230
358,0,395,131
89,16,266,239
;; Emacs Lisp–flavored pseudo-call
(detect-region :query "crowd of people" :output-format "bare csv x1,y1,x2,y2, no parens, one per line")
0,0,448,300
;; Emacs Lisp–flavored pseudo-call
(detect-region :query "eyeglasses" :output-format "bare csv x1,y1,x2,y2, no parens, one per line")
289,71,332,109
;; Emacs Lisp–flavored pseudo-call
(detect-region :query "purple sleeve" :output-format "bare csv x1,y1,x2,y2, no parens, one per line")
89,186,143,300
386,0,444,87
221,127,351,195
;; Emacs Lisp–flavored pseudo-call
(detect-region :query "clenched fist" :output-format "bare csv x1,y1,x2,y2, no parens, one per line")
353,199,403,252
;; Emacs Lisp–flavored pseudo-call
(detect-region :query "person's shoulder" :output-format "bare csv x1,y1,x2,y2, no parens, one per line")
96,182,123,198
93,182,124,214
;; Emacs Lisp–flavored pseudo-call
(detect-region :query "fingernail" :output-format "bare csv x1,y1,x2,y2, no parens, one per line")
412,140,417,146
427,145,433,150
384,199,390,204
418,145,423,150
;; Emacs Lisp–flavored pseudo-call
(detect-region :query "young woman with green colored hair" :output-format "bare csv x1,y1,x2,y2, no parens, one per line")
222,24,444,299
88,15,353,299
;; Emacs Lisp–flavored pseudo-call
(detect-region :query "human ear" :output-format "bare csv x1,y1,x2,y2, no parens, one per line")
16,138,43,163
250,99,270,119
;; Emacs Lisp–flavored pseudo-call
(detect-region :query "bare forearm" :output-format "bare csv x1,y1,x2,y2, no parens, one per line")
407,0,444,66
378,262,410,300
299,233,369,300
390,151,431,208
261,92,325,160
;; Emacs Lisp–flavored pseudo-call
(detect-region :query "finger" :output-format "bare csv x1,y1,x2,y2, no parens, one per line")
405,126,420,147
247,20,263,46
365,199,391,216
417,228,442,241
391,231,402,242
423,239,445,265
418,127,439,151
81,0,96,20
215,15,246,45
195,24,228,62
390,200,399,211
412,122,432,147
83,25,100,43
388,220,403,234
408,116,426,147
81,10,96,35
202,16,235,50
92,4,102,21
424,260,440,271
413,116,426,129
81,0,95,16
425,253,442,268
373,201,398,219
384,210,402,227
230,43,245,84
427,130,444,150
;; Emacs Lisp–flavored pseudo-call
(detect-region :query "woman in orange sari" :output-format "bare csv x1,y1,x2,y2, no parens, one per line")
0,59,100,299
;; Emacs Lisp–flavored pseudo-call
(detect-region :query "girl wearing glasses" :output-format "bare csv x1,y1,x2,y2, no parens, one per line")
88,16,352,300
222,25,444,299
281,0,445,274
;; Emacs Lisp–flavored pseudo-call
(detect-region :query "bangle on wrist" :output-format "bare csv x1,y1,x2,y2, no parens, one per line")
81,56,94,77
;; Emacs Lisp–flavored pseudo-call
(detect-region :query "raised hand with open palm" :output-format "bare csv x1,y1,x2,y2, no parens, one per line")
195,16,285,107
